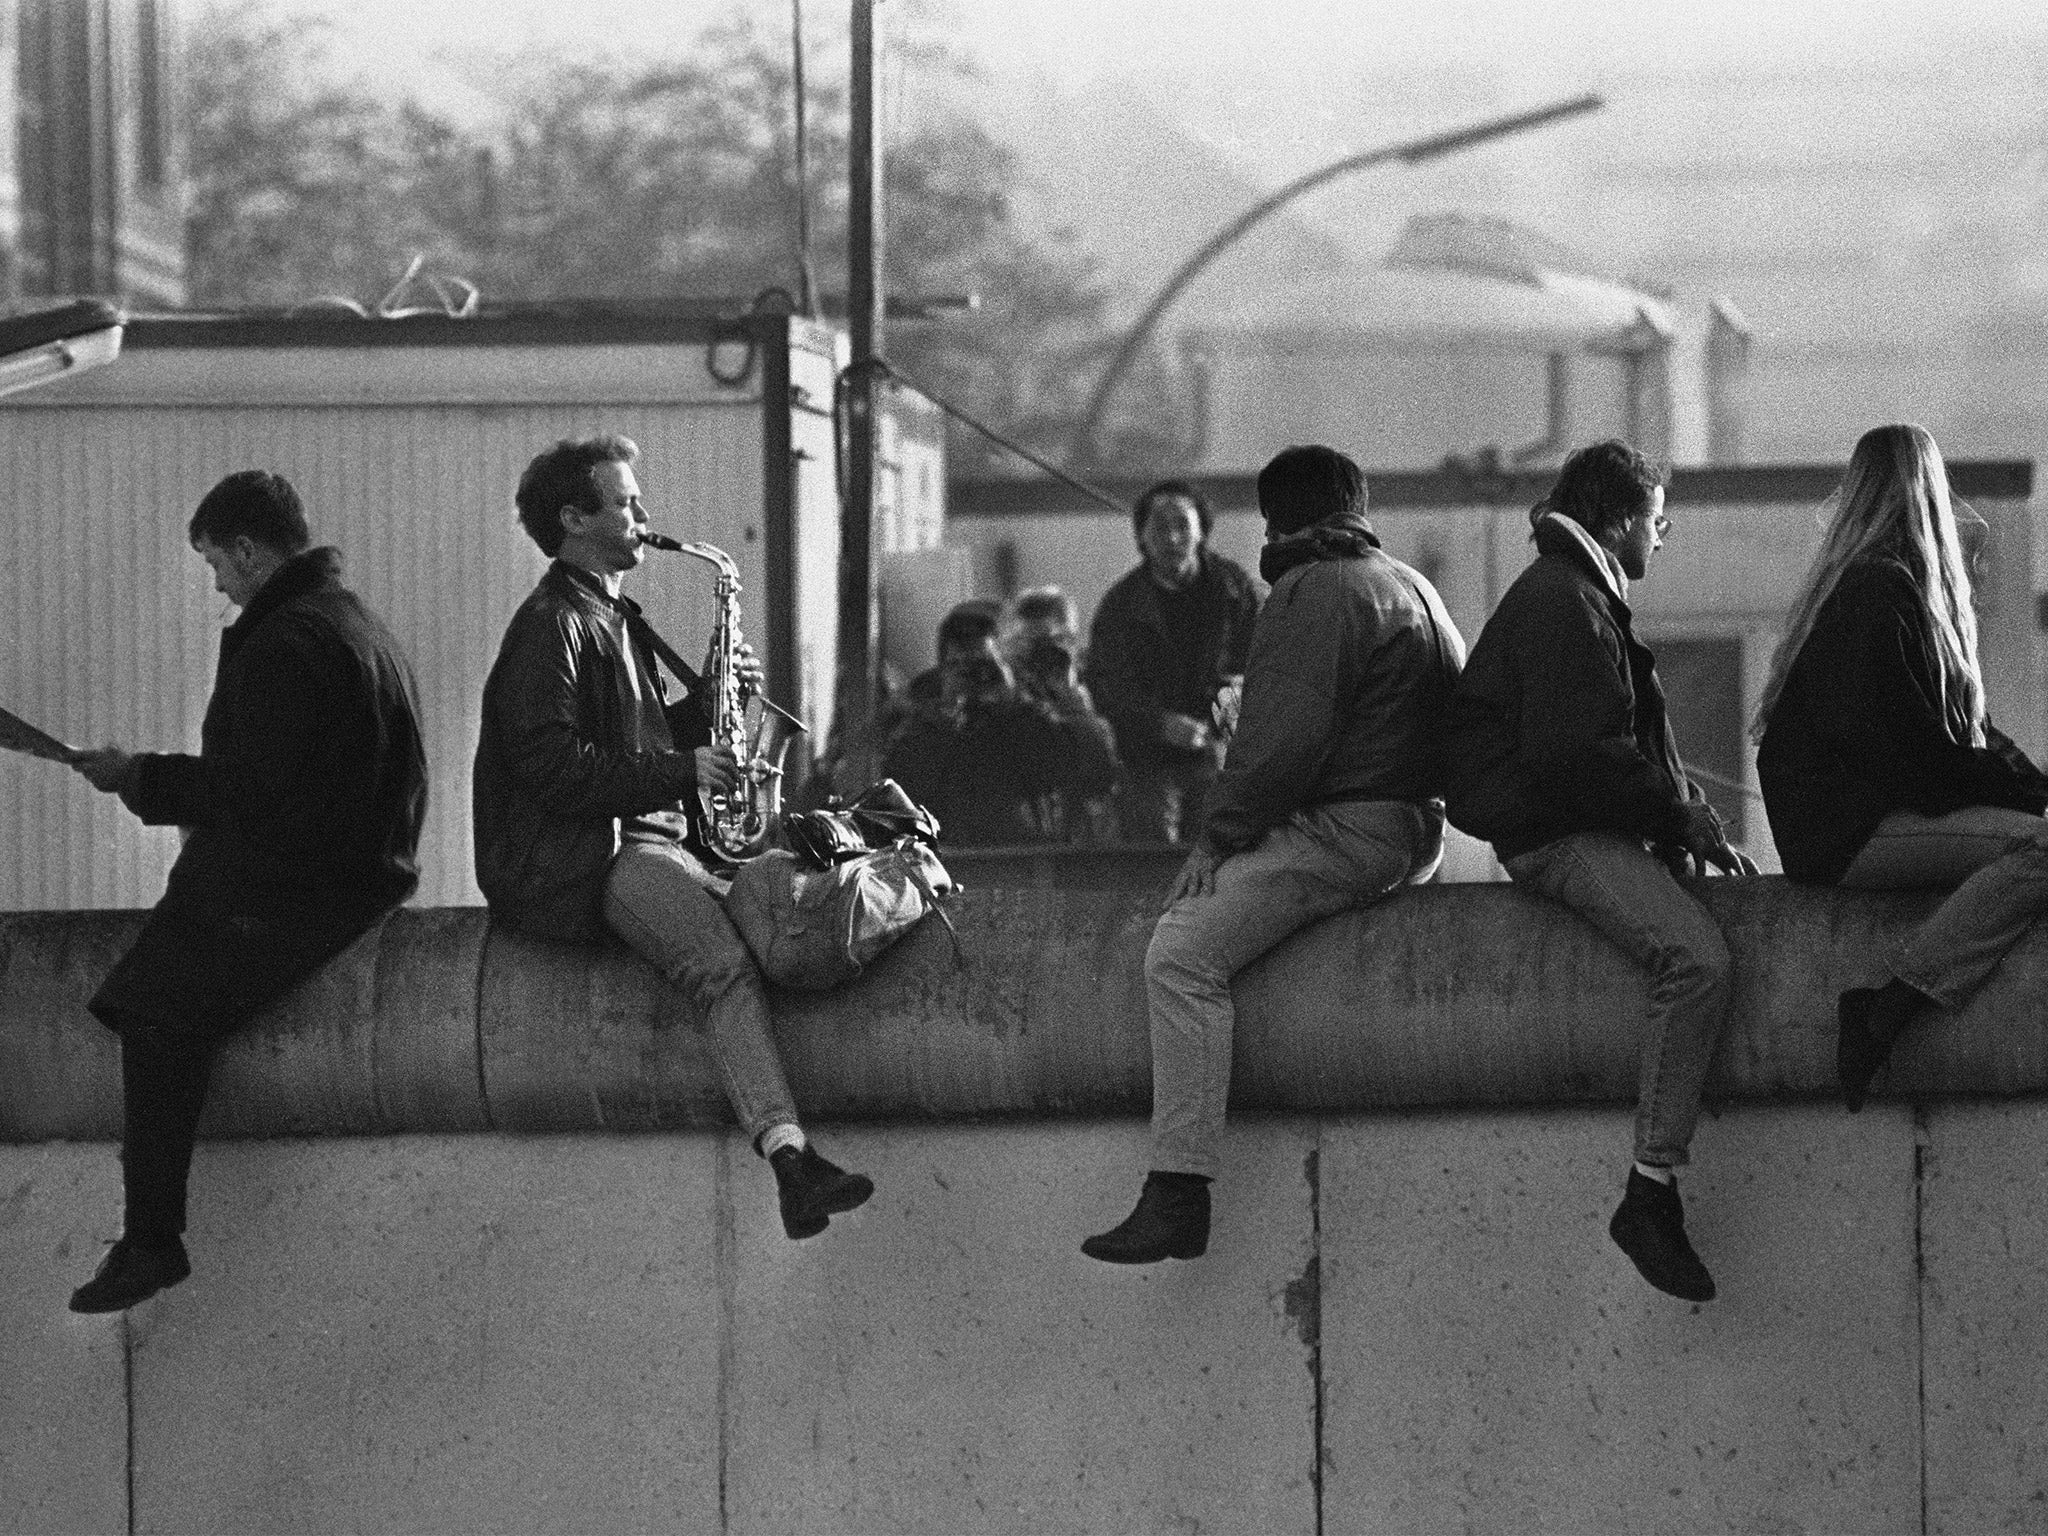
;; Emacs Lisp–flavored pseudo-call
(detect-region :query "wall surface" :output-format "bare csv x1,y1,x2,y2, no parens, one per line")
10,1102,2048,1536
10,866,2048,1533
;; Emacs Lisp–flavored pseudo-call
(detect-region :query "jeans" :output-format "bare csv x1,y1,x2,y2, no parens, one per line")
1146,800,1444,1177
603,841,799,1144
1503,833,1731,1168
1839,804,2048,1007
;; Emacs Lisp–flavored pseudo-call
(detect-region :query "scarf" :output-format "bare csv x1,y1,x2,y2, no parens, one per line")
1535,511,1630,601
1259,511,1381,583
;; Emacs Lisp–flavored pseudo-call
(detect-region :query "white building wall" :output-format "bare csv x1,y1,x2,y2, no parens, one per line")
0,391,771,911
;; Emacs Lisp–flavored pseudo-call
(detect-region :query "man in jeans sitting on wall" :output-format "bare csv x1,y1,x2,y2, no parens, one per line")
1081,445,1466,1263
1443,440,1756,1303
473,433,871,1240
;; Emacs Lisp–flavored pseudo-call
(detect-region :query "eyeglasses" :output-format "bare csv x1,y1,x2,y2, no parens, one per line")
1646,510,1671,536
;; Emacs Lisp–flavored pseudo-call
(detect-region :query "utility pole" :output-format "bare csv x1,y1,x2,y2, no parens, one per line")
833,0,884,788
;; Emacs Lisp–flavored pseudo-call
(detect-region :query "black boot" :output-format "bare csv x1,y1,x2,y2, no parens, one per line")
1608,1170,1715,1303
1838,979,1929,1113
68,1235,190,1314
770,1144,874,1240
1081,1171,1211,1264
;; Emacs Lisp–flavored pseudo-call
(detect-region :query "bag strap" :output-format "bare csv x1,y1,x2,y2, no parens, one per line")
896,843,966,968
624,610,704,694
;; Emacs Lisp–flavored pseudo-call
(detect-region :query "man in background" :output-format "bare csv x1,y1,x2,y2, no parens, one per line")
1084,480,1260,843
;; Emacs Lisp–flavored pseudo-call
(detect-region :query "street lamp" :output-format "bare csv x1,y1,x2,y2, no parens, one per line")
1072,92,1605,470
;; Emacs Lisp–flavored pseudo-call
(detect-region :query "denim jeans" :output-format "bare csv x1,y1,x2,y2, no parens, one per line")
1503,832,1731,1168
1839,805,2048,1007
1146,800,1444,1177
603,841,799,1143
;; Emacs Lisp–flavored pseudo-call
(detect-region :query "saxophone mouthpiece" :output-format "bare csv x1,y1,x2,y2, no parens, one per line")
638,531,685,552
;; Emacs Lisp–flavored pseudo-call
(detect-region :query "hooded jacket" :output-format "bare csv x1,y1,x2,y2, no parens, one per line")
1198,511,1465,855
1444,514,1695,862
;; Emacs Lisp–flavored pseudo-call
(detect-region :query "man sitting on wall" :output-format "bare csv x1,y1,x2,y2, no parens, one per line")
1443,439,1756,1304
1084,480,1260,843
67,470,429,1312
1081,446,1466,1263
473,433,872,1241
882,599,1121,845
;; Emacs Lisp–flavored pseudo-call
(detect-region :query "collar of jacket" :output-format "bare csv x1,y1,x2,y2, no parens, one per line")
550,558,645,619
227,546,344,643
1258,510,1381,583
1532,512,1630,603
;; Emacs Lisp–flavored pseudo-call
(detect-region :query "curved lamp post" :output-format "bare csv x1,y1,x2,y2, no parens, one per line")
1073,92,1606,470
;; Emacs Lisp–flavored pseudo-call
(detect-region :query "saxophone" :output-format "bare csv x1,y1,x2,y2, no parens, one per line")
639,533,807,862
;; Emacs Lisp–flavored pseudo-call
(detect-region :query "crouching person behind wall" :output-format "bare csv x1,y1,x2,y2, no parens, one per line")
1082,445,1465,1265
1444,440,1756,1305
473,434,871,1241
67,471,429,1313
882,599,1120,846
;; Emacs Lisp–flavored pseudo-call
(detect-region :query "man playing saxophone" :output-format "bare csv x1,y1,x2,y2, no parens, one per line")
474,434,873,1239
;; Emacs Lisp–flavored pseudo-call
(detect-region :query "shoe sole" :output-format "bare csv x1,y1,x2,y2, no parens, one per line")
783,1174,874,1240
1079,1237,1208,1264
1608,1222,1714,1303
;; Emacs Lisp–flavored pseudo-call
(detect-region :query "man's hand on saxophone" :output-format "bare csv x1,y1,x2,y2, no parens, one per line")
694,743,741,796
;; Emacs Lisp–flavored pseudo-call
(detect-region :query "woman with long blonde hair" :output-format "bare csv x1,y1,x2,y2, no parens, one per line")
1755,423,2048,1110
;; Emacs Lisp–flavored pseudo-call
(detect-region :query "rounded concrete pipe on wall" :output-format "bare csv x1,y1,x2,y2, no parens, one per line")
5,870,2048,1144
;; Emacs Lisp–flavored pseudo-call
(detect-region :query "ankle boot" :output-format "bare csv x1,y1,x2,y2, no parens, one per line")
1081,1171,1210,1264
1608,1170,1715,1303
770,1144,874,1240
1838,980,1928,1113
69,1234,190,1314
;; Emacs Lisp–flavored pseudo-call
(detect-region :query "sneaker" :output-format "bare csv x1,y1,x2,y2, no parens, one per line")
1081,1171,1211,1265
68,1235,190,1314
1608,1170,1715,1303
770,1144,874,1241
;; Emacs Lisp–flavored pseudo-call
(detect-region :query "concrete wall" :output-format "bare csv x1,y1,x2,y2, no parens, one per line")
10,1102,2048,1535
14,871,2048,1146
11,867,2048,1532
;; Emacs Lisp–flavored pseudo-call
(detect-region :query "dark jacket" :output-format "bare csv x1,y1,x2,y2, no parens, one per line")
1444,516,1695,863
1084,549,1260,771
474,562,707,943
1200,513,1466,855
881,682,1120,846
91,547,428,1034
1758,559,2048,883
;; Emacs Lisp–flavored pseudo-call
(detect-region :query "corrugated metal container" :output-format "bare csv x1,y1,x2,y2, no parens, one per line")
1,309,845,910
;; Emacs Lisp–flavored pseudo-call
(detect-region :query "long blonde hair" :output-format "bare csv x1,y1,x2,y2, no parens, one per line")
1751,423,1983,745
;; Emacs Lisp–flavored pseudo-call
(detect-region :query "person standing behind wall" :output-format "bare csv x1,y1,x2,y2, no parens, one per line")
1754,423,2048,1113
1082,446,1464,1265
1084,480,1260,843
65,471,429,1313
1444,440,1756,1306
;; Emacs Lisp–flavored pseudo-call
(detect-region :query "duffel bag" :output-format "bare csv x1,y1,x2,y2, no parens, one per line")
726,840,956,991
